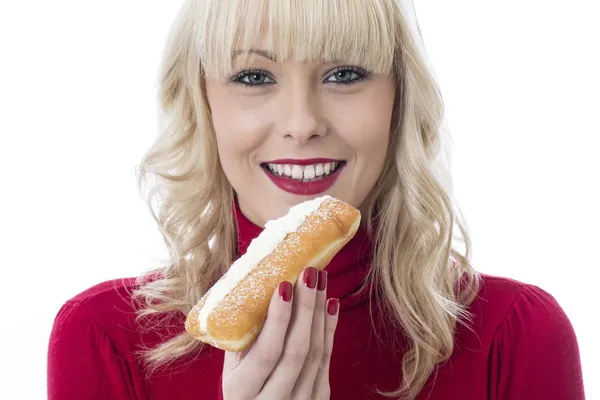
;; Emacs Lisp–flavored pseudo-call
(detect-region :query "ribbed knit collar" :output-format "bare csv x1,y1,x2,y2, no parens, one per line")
233,198,375,312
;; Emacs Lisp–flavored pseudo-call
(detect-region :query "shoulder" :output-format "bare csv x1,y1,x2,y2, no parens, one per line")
59,277,139,325
67,276,140,315
48,278,146,397
70,276,140,303
471,275,585,398
475,273,569,324
50,276,159,352
463,273,578,351
482,274,577,341
49,278,136,352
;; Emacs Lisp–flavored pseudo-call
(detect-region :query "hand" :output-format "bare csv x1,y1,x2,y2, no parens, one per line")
222,266,340,400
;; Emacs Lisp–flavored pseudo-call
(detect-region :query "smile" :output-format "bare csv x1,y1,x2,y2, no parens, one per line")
263,161,344,182
260,159,346,195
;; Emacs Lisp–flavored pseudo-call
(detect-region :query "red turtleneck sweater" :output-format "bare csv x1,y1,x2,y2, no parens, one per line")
48,204,585,399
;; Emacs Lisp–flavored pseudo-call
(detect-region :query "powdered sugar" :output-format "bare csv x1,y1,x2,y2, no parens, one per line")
198,195,331,332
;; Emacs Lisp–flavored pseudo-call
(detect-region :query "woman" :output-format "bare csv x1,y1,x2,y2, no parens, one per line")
47,0,585,399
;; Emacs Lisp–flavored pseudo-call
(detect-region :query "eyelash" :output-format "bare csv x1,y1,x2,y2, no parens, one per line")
229,66,370,87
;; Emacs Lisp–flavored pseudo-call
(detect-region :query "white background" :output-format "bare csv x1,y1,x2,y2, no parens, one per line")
0,1,598,398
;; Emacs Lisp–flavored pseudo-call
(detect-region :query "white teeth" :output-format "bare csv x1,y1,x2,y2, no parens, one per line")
266,161,342,181
303,165,315,180
315,164,324,177
291,165,304,179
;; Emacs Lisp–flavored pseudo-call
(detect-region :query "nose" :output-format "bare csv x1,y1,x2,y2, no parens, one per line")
278,89,327,143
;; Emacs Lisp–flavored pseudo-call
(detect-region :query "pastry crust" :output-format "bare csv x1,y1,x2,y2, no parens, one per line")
184,196,361,351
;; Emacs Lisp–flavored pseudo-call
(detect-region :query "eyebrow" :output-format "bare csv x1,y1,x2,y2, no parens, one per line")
232,49,277,62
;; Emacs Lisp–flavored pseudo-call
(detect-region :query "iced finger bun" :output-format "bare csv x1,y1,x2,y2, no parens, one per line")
184,195,361,351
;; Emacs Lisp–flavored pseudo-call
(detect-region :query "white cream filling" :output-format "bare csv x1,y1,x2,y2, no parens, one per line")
199,195,331,332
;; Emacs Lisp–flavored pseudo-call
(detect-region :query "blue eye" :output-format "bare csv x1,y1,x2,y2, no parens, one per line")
229,67,369,87
325,67,368,85
232,70,274,86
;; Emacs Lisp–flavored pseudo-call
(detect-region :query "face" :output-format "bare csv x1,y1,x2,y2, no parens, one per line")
205,49,396,227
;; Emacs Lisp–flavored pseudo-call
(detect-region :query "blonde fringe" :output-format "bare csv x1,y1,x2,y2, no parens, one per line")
131,0,480,398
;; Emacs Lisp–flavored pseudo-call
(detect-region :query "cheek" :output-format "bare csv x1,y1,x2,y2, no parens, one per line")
207,87,269,165
334,96,392,158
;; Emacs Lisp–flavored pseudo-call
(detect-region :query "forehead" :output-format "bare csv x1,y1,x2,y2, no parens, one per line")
197,0,400,78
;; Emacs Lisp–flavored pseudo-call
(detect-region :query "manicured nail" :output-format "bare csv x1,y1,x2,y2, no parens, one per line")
279,281,293,302
303,267,318,289
327,298,339,316
317,270,327,291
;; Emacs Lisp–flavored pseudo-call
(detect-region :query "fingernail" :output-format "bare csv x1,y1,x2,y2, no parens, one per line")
317,270,327,291
303,267,318,289
327,298,339,316
279,281,293,302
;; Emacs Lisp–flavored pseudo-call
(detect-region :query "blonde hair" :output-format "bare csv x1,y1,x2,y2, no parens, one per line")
132,0,480,398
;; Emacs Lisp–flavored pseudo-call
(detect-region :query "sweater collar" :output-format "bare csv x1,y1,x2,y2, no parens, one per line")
233,198,375,311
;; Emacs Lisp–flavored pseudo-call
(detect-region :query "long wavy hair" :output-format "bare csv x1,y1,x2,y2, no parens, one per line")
132,0,480,398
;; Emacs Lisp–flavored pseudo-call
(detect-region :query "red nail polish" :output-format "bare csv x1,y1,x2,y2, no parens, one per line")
303,267,318,289
317,270,327,291
327,298,339,316
279,281,293,302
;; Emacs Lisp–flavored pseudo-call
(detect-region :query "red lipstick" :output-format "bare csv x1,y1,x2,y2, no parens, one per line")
261,160,345,196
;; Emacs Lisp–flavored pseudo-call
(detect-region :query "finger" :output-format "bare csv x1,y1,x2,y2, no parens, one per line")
222,347,249,375
258,267,319,399
224,281,294,396
291,270,327,398
312,297,339,400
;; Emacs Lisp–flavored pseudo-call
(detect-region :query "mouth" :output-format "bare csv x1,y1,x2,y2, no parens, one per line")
260,160,346,182
260,159,346,196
